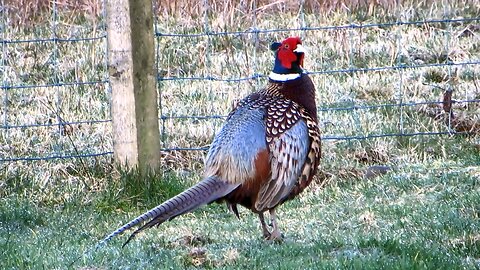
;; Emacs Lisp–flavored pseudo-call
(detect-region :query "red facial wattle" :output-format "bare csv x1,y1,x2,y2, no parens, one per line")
278,48,297,69
276,37,304,70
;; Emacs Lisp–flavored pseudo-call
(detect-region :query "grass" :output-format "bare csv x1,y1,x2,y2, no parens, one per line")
1,156,479,269
1,0,480,269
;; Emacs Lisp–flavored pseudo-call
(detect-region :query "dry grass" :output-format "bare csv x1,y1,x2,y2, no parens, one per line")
3,0,102,26
4,0,397,26
6,0,479,26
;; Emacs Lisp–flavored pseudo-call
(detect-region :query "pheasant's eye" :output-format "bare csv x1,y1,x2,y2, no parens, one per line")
284,44,289,49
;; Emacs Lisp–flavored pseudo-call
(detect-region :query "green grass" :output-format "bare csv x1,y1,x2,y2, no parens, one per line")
1,154,479,269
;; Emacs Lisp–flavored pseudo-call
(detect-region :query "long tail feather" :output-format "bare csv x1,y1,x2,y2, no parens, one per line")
99,176,239,247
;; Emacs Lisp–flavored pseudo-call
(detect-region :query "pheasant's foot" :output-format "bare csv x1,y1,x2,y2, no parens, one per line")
258,212,271,239
265,228,283,243
266,208,283,243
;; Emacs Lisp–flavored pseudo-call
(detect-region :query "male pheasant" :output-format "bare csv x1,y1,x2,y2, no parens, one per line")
101,36,321,246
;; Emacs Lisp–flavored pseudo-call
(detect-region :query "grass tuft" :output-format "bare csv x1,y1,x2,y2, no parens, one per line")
0,196,46,229
93,167,190,213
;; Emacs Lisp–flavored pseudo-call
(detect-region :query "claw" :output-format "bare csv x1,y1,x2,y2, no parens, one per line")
267,209,283,242
258,209,284,242
265,230,283,242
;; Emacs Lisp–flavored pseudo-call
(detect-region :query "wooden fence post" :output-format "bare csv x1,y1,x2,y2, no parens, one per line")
106,0,161,173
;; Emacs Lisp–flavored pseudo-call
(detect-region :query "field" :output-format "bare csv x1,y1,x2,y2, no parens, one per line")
1,0,480,269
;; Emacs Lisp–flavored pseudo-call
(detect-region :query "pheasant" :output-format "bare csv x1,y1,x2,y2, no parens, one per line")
101,36,321,246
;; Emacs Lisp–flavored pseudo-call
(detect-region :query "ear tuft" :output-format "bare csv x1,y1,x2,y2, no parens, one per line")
270,42,281,51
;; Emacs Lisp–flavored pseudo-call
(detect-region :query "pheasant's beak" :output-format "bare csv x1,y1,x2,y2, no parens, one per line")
293,44,307,53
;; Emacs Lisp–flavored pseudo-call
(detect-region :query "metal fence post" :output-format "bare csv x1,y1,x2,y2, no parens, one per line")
106,0,161,173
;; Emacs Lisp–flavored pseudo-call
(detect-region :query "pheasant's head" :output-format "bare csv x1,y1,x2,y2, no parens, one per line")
270,36,306,80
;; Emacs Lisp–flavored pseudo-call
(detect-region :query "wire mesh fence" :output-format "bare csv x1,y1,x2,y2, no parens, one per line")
1,0,111,164
1,0,479,165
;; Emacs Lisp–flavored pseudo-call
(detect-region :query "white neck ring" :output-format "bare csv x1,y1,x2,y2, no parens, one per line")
268,72,302,82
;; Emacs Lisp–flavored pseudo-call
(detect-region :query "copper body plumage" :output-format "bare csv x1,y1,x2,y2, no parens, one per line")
101,36,321,246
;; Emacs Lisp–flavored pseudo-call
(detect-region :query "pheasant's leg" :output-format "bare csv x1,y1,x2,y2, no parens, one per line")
267,209,283,242
258,212,271,238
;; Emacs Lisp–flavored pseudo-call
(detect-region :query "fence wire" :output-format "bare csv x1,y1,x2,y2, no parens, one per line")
1,1,479,163
1,0,112,163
